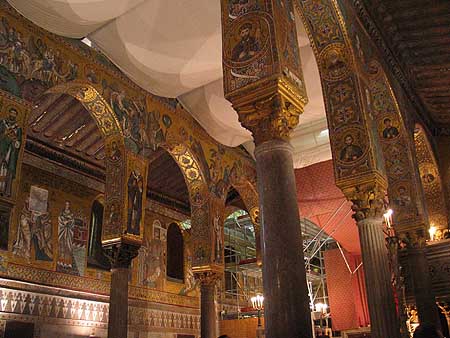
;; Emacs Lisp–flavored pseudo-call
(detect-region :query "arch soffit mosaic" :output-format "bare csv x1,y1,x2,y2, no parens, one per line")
294,0,429,233
363,62,427,228
414,124,448,232
336,0,430,231
293,0,383,190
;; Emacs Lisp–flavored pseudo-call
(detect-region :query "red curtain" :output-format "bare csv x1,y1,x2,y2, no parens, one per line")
324,249,370,331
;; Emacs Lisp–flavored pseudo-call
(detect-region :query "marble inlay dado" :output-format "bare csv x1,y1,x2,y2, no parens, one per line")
0,287,108,323
0,286,200,333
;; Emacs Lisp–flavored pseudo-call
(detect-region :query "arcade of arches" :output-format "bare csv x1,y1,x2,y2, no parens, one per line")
0,1,449,338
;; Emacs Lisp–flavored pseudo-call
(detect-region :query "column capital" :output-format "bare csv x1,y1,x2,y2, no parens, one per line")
231,78,307,145
249,206,260,229
194,270,222,287
103,242,139,269
342,174,388,222
398,228,428,250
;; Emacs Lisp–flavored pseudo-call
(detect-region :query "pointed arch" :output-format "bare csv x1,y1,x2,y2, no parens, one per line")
44,81,123,141
294,0,386,191
294,1,428,233
38,81,131,244
146,142,212,268
364,62,427,230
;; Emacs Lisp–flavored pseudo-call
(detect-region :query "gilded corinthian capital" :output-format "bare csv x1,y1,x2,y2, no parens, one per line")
231,77,307,145
342,174,388,222
194,270,222,286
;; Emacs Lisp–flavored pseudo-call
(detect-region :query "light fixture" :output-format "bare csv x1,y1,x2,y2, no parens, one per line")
315,302,328,314
429,225,437,241
383,209,393,228
251,294,264,327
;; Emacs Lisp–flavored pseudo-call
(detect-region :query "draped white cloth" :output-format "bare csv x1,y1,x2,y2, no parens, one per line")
8,0,331,167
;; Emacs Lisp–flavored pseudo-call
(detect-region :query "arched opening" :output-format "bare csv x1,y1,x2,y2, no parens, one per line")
224,245,238,294
87,198,110,270
222,186,260,309
11,89,115,275
147,148,191,214
166,222,184,281
141,147,191,287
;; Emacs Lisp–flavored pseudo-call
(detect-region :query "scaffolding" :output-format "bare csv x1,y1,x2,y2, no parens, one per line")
220,211,333,319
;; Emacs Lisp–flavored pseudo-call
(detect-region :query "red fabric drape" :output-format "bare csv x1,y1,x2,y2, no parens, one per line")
324,249,370,331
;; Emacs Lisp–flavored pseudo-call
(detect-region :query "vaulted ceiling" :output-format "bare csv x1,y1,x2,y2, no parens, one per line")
360,0,450,127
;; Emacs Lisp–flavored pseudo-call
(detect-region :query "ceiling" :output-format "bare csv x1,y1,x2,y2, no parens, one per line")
27,93,106,178
8,0,331,168
147,150,191,214
361,0,450,127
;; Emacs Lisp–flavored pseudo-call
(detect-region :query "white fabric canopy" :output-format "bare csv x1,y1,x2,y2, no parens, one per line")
8,0,331,167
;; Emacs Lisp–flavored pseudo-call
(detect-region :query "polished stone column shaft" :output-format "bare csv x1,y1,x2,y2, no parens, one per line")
255,139,312,338
408,247,440,328
108,266,129,338
201,283,216,338
357,217,399,338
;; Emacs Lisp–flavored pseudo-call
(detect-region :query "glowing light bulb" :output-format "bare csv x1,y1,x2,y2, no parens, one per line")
383,209,394,228
429,225,437,241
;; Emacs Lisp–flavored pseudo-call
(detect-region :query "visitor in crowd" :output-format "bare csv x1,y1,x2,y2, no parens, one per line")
413,323,444,338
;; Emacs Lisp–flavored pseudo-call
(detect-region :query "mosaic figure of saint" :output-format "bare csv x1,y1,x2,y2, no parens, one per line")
326,50,346,78
229,0,253,18
382,118,399,139
395,186,411,207
339,134,363,162
231,23,260,62
0,107,22,197
109,141,121,162
422,172,435,184
13,199,32,259
32,210,53,261
13,197,52,261
127,170,143,235
214,215,223,262
58,201,75,269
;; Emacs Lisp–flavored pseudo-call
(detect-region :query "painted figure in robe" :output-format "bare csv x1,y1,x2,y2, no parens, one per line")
0,107,21,197
58,201,75,269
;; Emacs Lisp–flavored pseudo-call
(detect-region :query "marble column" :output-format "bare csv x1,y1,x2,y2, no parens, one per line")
197,272,219,338
357,217,399,338
108,264,130,338
408,247,441,328
201,282,216,338
105,244,138,338
255,139,312,338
